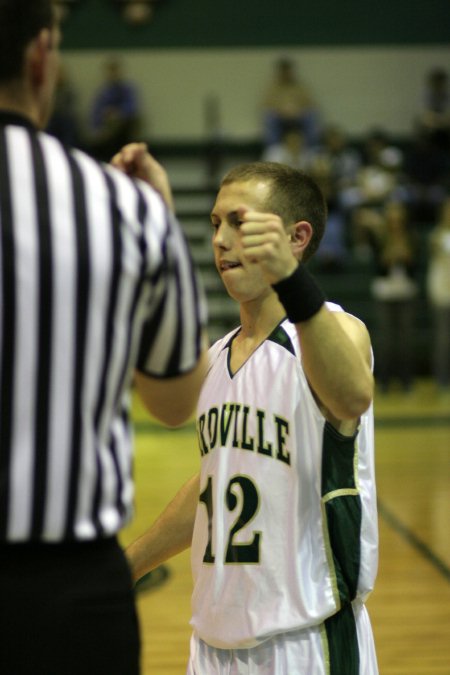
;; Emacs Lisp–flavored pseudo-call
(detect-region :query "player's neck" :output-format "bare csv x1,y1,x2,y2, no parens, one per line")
238,292,286,341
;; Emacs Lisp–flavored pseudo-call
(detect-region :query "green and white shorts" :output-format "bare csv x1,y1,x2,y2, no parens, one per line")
187,601,378,675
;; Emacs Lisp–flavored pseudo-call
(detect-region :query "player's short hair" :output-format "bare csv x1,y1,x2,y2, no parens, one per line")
0,0,55,82
220,162,327,262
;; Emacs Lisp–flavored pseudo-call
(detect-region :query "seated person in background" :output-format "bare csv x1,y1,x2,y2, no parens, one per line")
312,125,363,193
262,124,315,171
346,130,406,247
403,127,449,224
309,148,350,272
426,195,450,393
357,201,418,393
46,64,80,147
355,130,404,206
88,58,141,161
417,67,450,151
261,57,321,148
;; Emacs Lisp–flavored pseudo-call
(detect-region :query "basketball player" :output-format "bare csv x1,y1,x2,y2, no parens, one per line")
125,159,379,674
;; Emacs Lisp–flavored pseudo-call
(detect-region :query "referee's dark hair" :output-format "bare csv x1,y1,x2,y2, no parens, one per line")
0,0,55,82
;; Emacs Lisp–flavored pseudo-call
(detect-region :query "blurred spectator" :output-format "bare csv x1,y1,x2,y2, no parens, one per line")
426,196,450,392
88,58,141,161
360,201,419,392
417,67,450,151
261,57,321,148
308,126,363,263
354,130,404,206
262,124,314,170
309,153,349,272
349,130,406,252
403,127,449,224
204,93,224,187
46,65,80,147
311,125,362,192
312,195,348,272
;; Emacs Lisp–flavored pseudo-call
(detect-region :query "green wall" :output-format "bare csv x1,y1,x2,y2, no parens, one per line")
63,0,450,50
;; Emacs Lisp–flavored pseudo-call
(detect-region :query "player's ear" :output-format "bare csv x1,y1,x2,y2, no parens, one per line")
289,220,313,259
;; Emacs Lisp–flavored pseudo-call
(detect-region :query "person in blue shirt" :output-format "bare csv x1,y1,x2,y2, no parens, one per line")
89,58,141,160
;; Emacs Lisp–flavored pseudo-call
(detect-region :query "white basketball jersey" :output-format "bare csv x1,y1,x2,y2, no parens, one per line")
190,308,378,650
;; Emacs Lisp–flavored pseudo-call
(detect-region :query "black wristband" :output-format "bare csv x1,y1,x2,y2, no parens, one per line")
272,264,325,323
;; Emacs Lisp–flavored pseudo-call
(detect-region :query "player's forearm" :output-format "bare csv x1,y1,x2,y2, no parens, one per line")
126,474,200,582
298,307,374,420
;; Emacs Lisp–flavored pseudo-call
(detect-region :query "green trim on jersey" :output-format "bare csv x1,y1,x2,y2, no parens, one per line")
224,321,295,379
321,423,362,605
267,322,295,356
324,603,359,675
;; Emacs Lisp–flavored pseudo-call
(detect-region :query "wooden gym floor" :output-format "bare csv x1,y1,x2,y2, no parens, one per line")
120,379,450,674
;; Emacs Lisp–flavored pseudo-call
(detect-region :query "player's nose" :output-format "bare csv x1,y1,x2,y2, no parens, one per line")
213,222,233,249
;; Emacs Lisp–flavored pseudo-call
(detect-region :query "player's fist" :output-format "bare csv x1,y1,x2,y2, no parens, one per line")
239,208,298,285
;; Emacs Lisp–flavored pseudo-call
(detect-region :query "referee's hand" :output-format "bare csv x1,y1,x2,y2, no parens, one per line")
111,143,174,212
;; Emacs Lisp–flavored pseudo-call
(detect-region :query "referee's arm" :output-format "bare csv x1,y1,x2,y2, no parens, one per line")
135,345,208,428
113,143,208,426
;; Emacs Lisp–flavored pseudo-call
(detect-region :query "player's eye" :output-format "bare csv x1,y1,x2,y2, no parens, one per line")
228,211,242,228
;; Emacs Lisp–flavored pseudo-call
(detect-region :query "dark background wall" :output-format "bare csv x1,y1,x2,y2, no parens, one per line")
64,0,450,50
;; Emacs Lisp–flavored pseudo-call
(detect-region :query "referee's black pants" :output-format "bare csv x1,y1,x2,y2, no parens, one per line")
0,537,140,675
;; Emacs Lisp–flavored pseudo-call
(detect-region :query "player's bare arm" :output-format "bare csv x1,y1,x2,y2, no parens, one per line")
239,208,373,423
126,473,200,582
299,309,374,426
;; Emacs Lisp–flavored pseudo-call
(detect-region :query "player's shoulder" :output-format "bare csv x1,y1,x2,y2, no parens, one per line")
325,300,344,314
325,301,369,330
285,302,371,353
326,303,373,368
328,302,369,334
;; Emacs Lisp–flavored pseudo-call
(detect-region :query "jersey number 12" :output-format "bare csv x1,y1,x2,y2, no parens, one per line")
199,474,261,564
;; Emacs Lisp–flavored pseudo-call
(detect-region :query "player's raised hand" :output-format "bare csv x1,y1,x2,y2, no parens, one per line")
111,143,174,211
238,208,300,285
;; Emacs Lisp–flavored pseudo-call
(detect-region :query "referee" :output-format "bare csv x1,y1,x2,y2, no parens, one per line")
0,2,207,674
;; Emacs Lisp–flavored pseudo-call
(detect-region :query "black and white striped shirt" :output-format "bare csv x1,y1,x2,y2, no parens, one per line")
0,112,206,543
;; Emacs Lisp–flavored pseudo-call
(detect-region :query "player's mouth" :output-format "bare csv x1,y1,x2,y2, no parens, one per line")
219,260,242,272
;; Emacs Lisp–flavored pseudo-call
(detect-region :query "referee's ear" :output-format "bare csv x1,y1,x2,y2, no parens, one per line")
26,28,53,90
